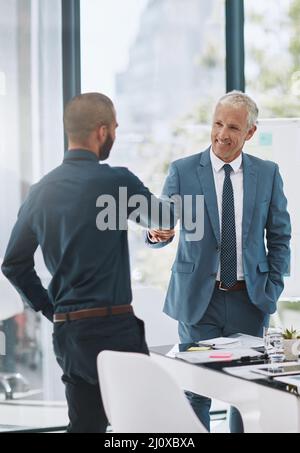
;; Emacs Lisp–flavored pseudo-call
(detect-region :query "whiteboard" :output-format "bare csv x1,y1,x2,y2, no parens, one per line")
244,118,300,298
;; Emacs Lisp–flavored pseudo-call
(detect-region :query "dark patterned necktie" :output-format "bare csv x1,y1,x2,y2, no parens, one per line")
220,164,237,288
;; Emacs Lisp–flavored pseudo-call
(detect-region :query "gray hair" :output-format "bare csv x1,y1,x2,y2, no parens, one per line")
217,90,259,129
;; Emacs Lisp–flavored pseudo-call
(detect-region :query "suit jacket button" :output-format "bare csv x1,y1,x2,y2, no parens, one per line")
216,245,220,251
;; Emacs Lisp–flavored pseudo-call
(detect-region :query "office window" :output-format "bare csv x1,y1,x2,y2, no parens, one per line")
81,0,226,289
0,0,64,399
245,0,300,316
245,0,300,117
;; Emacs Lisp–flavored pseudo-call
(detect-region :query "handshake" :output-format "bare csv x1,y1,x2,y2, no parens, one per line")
148,228,176,243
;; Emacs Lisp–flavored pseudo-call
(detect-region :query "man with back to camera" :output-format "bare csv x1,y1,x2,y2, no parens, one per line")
147,91,291,432
1,92,175,433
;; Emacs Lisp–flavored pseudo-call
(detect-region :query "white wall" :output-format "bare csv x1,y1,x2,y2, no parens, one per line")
245,118,300,299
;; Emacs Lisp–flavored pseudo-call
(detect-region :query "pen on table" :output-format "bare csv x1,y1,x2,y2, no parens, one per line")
239,354,268,362
197,342,215,349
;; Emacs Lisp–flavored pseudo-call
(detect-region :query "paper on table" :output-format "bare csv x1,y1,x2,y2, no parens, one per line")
198,337,241,349
230,333,264,349
223,363,268,380
166,344,179,358
274,374,300,388
175,348,262,364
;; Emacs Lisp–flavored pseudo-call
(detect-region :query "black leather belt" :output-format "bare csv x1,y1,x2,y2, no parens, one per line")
54,304,133,323
216,281,247,292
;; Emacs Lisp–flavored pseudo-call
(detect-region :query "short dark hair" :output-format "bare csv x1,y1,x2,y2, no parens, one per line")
64,93,115,142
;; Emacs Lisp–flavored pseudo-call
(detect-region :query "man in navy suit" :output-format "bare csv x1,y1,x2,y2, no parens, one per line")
147,91,291,432
2,93,174,432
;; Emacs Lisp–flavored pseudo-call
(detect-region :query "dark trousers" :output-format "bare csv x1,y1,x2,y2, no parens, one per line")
52,313,148,433
178,287,269,433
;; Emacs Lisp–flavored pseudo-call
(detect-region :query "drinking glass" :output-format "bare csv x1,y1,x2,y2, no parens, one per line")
263,326,285,363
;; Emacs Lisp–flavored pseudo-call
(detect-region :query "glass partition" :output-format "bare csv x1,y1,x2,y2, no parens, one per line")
0,0,64,401
245,0,300,118
81,0,226,290
245,0,300,325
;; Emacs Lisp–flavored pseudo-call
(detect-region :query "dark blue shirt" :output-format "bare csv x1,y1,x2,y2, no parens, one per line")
2,150,174,320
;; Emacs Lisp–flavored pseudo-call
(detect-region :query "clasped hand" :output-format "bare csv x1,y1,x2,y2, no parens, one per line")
148,228,175,242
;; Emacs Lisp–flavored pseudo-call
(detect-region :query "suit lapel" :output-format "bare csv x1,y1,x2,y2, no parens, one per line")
242,153,257,246
197,149,220,244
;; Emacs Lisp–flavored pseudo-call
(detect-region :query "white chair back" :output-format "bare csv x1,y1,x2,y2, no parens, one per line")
0,278,24,321
97,350,207,433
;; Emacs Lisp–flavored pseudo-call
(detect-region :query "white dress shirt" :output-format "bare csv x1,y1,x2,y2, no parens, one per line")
210,148,244,281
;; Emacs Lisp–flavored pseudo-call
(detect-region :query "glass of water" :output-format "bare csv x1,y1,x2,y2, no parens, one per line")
263,326,285,363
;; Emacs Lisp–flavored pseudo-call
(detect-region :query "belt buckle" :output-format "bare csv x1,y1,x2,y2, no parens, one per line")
218,281,229,291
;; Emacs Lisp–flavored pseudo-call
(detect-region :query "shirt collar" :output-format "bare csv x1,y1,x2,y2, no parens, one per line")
63,149,99,163
210,147,243,174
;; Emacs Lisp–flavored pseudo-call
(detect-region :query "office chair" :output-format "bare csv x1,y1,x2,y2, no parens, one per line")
97,350,207,433
0,278,23,322
0,278,27,399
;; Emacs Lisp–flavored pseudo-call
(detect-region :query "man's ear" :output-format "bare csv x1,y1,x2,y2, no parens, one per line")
97,124,108,143
245,124,257,141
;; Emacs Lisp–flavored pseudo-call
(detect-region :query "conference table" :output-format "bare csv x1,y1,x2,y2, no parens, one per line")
150,342,300,433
